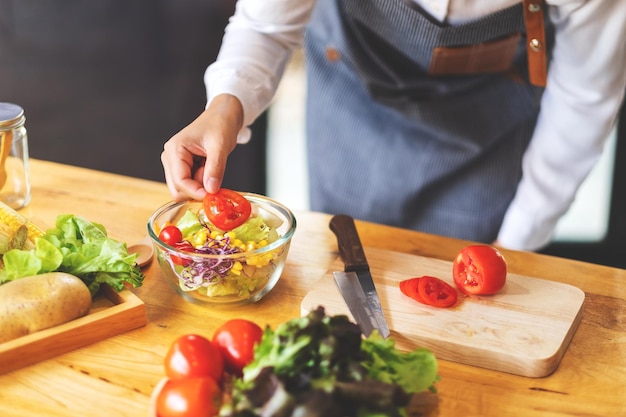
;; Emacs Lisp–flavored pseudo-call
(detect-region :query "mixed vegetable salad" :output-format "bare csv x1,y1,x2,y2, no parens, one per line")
224,307,439,417
156,189,286,299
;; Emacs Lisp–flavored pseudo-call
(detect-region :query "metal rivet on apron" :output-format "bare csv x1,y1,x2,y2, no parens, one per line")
325,46,341,62
528,3,541,13
529,38,542,52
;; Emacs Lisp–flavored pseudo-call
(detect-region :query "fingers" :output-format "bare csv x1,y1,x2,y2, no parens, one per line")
161,94,243,201
161,147,206,201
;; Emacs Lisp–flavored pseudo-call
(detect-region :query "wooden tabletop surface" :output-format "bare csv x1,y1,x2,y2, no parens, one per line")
1,159,625,417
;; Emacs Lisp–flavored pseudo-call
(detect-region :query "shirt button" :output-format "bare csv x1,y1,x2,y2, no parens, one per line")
325,46,341,62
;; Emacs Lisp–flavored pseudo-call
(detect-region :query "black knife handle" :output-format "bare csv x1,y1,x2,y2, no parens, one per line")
329,214,370,273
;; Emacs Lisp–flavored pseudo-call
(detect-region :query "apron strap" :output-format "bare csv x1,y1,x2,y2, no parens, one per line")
523,0,547,87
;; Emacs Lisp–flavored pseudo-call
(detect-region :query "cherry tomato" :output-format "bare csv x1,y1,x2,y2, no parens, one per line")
156,377,222,417
159,225,183,246
400,276,458,308
203,189,252,231
164,334,224,382
453,245,507,295
212,319,263,375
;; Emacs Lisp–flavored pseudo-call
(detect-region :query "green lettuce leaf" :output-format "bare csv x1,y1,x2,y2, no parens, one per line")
361,332,439,394
176,209,206,238
224,307,439,417
0,214,144,296
231,215,277,243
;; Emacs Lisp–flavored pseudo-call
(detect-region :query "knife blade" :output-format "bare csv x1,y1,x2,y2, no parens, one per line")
329,214,390,338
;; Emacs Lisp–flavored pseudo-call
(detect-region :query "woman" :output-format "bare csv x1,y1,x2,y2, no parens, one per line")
161,0,626,251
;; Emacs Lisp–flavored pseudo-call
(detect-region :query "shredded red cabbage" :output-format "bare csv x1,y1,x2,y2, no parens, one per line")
176,233,245,290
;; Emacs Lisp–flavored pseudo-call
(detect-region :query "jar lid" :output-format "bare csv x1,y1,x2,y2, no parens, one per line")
0,102,26,130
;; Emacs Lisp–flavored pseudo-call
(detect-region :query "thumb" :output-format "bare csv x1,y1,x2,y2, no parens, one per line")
200,94,244,194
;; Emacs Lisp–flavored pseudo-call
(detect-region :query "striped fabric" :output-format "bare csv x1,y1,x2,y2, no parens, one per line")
304,0,553,242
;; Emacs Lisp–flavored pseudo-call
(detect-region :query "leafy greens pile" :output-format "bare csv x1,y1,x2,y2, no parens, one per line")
0,214,144,296
221,306,439,417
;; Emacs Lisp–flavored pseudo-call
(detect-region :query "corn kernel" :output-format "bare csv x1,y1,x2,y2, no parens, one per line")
191,229,208,246
230,261,243,275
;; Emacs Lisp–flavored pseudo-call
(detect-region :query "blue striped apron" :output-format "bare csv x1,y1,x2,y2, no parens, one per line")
304,0,552,242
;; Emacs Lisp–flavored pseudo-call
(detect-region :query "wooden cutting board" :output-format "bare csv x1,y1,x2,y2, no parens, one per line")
301,247,585,378
0,285,146,375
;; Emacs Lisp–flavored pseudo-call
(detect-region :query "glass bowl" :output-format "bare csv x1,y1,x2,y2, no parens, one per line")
147,193,296,305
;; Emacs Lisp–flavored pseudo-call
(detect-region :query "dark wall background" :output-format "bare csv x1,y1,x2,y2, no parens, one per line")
0,0,266,192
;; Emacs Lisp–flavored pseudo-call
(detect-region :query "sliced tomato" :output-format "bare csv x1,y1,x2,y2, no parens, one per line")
203,188,252,231
400,276,458,308
400,277,426,304
453,245,507,295
170,241,194,266
417,276,458,308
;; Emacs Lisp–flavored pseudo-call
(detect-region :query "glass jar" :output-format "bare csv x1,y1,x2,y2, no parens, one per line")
0,103,31,209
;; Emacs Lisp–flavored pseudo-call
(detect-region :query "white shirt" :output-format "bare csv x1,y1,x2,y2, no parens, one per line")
205,0,626,251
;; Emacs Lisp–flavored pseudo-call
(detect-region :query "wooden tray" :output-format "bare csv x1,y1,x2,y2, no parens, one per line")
302,247,585,378
0,284,146,375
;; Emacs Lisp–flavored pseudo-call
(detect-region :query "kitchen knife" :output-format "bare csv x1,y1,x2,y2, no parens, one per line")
329,214,390,338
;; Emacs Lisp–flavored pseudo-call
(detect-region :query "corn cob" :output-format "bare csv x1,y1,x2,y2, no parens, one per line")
0,201,45,254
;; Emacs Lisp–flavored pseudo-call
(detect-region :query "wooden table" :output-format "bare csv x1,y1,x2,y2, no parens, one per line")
1,159,625,416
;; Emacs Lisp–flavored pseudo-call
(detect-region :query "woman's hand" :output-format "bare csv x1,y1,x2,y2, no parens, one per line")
161,94,244,201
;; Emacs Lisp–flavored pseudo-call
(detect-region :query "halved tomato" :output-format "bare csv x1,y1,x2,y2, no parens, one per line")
452,245,507,295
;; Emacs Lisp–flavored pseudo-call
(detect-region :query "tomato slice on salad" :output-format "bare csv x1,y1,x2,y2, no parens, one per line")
203,189,252,231
400,276,458,308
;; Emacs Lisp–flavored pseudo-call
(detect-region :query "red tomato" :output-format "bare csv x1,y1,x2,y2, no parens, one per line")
212,319,263,375
203,189,252,231
453,245,507,295
171,241,194,266
417,276,458,308
159,225,183,246
164,334,224,382
400,278,426,304
400,276,458,308
156,377,221,417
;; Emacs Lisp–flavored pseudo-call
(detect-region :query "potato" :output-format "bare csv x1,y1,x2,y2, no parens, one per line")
0,272,92,343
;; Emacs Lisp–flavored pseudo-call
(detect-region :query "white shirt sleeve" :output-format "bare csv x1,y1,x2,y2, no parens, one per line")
204,0,315,143
205,0,625,251
497,0,626,251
